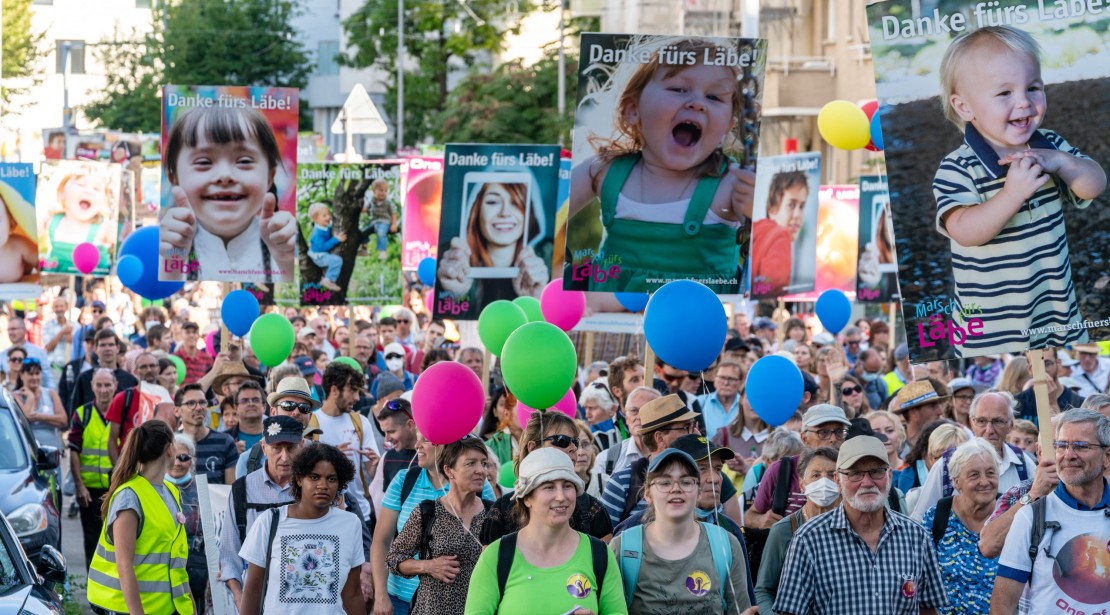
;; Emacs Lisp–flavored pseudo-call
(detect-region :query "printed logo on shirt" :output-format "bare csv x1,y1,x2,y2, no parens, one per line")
900,576,917,599
685,570,711,597
1052,533,1110,605
279,534,342,604
566,573,592,599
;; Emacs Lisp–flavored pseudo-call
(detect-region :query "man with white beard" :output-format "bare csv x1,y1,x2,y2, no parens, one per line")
774,436,947,614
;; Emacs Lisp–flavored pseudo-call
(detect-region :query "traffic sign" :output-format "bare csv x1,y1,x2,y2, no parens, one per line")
330,84,389,135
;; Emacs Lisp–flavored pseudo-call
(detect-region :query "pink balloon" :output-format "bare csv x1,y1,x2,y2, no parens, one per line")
540,279,586,332
72,242,100,274
516,387,578,427
412,361,485,444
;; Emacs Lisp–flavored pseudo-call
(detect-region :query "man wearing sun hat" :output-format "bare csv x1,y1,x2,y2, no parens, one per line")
600,394,701,526
234,376,322,479
1072,343,1109,397
774,435,947,614
893,379,947,454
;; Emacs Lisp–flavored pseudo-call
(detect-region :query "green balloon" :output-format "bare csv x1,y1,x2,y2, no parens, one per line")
250,313,296,367
332,356,362,371
501,322,578,409
512,296,543,322
498,460,516,490
478,300,528,357
167,354,186,386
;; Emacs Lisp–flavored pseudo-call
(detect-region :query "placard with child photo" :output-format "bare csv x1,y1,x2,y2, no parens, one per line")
856,175,898,303
401,156,443,271
748,152,821,299
868,0,1110,362
158,85,300,283
36,159,121,276
0,164,39,300
433,143,560,320
296,162,404,306
564,33,766,294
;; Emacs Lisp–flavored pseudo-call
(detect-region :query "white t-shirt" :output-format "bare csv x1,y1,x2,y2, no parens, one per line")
239,506,365,614
312,410,380,518
997,486,1110,612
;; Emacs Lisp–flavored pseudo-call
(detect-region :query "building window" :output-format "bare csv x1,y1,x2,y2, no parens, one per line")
826,0,836,41
56,40,86,74
317,40,340,76
136,0,153,7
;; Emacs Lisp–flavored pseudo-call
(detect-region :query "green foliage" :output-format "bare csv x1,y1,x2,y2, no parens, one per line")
1,0,46,107
342,0,539,146
82,0,312,132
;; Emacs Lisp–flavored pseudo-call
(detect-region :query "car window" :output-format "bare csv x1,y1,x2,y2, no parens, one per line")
0,411,29,470
0,537,17,592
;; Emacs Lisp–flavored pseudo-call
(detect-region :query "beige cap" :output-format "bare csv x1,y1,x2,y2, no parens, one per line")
836,435,889,471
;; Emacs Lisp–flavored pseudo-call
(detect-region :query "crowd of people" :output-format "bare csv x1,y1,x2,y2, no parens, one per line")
0,286,1108,614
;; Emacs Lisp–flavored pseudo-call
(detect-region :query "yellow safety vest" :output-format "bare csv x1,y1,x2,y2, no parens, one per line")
77,403,113,490
87,475,194,614
883,371,905,396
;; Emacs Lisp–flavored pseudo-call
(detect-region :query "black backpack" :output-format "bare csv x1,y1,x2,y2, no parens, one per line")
1027,495,1058,579
232,476,286,543
743,455,795,583
493,531,608,609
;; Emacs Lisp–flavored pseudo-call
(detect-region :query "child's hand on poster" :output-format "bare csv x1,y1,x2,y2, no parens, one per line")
438,237,474,296
160,186,198,256
858,242,880,286
334,230,348,242
512,245,549,298
260,194,297,267
728,164,756,220
998,153,1048,202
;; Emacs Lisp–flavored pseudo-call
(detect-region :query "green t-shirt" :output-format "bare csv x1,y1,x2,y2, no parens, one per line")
611,524,750,615
464,532,627,615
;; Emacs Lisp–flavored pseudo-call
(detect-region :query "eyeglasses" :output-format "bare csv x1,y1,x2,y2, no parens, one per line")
597,369,608,377
385,353,404,360
275,400,313,414
971,417,1011,429
179,400,206,410
175,454,192,463
238,396,263,406
838,467,888,482
92,309,104,314
396,319,411,324
651,477,699,491
662,373,686,383
543,434,580,449
807,428,848,441
953,393,975,402
845,340,860,346
687,373,703,381
660,423,696,435
840,386,862,396
1053,441,1108,453
716,375,739,384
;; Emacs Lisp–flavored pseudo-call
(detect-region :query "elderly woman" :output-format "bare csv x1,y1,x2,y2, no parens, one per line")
14,358,67,451
611,448,755,614
921,438,1000,614
387,437,494,615
166,433,209,610
480,411,612,545
904,422,970,514
465,448,625,615
754,447,839,615
739,428,804,507
580,380,620,451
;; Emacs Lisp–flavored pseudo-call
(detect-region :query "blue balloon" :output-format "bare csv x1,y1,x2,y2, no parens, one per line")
870,113,884,151
644,280,725,372
616,292,649,313
746,355,803,427
117,226,184,300
815,289,852,335
222,289,261,337
115,255,143,288
417,257,437,287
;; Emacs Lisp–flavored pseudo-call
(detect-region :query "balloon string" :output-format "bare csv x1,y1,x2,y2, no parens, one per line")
699,370,742,614
434,443,484,552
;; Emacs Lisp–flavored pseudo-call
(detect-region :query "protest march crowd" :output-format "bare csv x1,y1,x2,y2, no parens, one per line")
0,285,1107,615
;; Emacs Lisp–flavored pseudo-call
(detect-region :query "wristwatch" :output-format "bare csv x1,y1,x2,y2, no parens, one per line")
1018,493,1035,506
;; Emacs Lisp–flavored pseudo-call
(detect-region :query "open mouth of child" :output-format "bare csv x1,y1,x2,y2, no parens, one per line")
205,192,247,205
78,199,93,211
1008,116,1033,131
672,122,703,147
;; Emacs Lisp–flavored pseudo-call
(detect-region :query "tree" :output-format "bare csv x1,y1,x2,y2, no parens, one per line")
1,0,47,108
342,0,539,147
82,0,312,132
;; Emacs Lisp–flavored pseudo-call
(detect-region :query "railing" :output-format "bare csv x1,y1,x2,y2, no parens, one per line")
767,55,836,76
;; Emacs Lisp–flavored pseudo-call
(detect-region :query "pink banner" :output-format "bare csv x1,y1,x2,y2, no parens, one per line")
401,156,443,270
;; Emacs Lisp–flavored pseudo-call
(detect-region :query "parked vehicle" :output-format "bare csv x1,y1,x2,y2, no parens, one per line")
0,388,62,565
0,508,66,613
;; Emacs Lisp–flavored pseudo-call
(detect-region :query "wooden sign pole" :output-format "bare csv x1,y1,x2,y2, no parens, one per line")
1026,348,1057,463
584,331,595,367
644,341,656,379
481,349,492,393
220,283,231,354
888,302,897,342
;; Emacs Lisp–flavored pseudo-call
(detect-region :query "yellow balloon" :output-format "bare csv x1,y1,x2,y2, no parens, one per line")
818,101,871,150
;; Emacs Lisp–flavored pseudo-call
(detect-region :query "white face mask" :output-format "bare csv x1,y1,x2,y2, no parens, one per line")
145,320,161,332
803,477,839,507
386,358,404,373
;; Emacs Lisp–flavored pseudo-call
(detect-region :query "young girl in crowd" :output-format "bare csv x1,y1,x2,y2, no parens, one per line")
40,164,117,274
568,36,756,293
160,105,297,282
87,420,194,615
239,443,365,615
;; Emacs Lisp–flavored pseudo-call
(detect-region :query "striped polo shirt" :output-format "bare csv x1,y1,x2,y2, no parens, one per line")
932,125,1091,356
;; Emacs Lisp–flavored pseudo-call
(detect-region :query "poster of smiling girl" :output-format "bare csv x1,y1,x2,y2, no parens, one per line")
433,143,560,320
867,0,1110,362
158,85,299,283
0,164,39,299
36,159,121,276
563,33,766,294
748,152,821,299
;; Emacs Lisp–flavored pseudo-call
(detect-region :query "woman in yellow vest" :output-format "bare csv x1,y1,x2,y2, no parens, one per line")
87,420,194,615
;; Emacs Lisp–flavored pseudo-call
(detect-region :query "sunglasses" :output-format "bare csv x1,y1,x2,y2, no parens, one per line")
175,454,192,463
383,399,413,417
385,353,404,360
8,356,25,363
396,319,411,324
543,434,580,449
841,385,862,396
275,400,313,414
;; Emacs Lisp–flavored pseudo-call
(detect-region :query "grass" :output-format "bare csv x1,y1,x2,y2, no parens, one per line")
61,573,86,615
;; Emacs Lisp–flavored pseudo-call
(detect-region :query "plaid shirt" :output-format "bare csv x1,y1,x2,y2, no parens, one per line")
774,505,947,615
987,478,1033,524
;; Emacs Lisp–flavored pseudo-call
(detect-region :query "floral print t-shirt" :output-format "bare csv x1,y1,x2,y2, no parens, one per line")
240,505,365,613
921,503,998,615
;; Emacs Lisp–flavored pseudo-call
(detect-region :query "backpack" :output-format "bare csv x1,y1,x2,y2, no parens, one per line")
416,498,494,559
620,458,649,523
1027,495,1059,582
246,442,266,474
399,466,422,509
930,496,955,546
308,410,371,498
493,532,608,609
940,443,1029,497
617,522,731,608
743,455,795,582
232,476,287,543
